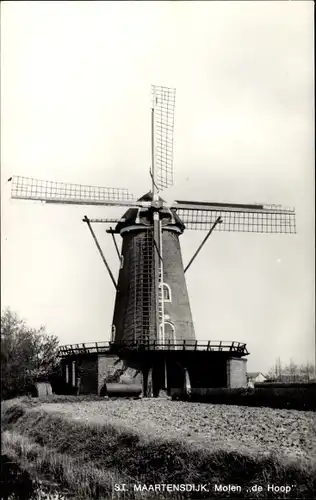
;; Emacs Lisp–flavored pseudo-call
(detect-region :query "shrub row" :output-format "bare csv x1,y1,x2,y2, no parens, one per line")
255,382,316,389
186,386,316,411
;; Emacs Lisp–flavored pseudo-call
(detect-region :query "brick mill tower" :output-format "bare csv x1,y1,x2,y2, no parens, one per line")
111,192,195,347
9,85,296,397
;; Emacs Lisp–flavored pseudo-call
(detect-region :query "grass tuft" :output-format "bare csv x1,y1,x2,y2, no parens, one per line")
2,403,26,425
2,430,138,499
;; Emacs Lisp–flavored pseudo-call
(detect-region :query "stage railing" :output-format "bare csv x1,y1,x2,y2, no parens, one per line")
58,340,248,356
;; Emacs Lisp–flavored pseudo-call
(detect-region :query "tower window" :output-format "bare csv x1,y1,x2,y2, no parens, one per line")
120,255,124,269
162,283,171,302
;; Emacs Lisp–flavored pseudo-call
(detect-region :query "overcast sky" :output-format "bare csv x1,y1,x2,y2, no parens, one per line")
1,1,314,373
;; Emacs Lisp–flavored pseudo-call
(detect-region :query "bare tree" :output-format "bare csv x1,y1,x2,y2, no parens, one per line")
266,357,315,382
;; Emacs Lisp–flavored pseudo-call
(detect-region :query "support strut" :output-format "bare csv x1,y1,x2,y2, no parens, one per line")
184,216,222,273
109,226,121,262
83,216,117,289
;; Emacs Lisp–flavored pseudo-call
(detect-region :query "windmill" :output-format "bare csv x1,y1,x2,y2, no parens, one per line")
9,85,296,397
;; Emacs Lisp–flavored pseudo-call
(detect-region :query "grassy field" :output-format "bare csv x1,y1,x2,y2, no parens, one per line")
2,396,316,499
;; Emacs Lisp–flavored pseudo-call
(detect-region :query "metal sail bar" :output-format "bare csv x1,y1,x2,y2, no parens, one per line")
173,202,296,233
173,199,295,213
78,203,296,234
10,176,142,208
152,85,176,190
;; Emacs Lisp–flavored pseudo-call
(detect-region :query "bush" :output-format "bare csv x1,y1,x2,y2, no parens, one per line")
1,309,59,400
188,386,316,411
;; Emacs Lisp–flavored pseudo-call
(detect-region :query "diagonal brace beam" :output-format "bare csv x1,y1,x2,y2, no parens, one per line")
184,217,222,273
83,216,117,289
109,226,121,262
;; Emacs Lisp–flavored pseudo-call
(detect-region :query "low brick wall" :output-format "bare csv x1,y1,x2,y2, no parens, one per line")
60,353,248,396
226,358,247,388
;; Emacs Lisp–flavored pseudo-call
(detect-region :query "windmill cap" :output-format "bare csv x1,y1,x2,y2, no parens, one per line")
115,191,185,234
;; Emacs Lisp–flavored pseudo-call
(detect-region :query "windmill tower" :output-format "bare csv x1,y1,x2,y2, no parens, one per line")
110,87,195,348
9,85,296,397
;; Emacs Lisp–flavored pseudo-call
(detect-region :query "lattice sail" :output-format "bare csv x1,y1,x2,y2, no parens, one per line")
177,207,296,233
10,176,135,205
152,85,176,190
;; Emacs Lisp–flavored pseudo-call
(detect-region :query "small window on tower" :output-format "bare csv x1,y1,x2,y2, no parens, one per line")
120,256,124,269
163,283,171,302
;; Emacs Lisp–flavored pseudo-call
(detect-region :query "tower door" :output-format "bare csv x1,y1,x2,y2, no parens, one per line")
164,321,176,349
